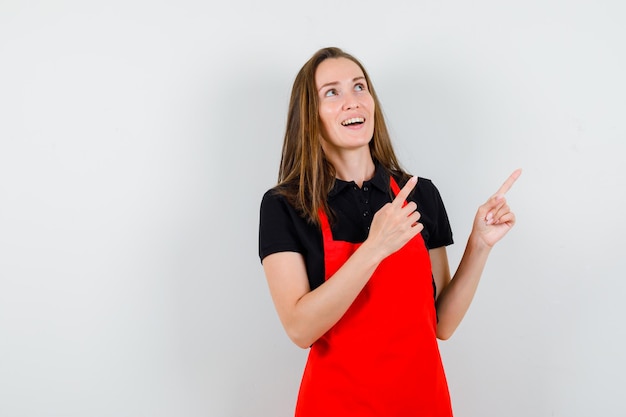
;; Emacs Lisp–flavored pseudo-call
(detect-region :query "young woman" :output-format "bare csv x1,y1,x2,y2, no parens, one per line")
258,47,520,417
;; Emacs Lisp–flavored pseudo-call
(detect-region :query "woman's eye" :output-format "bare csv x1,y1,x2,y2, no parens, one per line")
324,89,337,97
355,83,366,92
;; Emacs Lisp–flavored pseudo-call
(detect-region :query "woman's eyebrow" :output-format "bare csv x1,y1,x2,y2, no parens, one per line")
318,76,366,92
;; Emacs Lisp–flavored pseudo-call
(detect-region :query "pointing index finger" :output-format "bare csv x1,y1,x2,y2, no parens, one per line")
393,176,418,207
495,168,522,196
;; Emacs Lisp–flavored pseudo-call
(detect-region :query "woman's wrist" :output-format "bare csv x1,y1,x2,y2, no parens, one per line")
358,238,387,266
467,231,493,254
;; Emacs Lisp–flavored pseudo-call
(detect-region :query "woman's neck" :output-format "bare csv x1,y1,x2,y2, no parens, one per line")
326,150,376,187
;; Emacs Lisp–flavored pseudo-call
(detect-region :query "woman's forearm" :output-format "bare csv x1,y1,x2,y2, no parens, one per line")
287,241,386,347
435,234,492,340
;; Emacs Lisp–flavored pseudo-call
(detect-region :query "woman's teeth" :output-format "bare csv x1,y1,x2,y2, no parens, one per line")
341,117,365,126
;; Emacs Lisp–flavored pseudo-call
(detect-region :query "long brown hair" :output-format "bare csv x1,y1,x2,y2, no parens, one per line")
277,47,408,225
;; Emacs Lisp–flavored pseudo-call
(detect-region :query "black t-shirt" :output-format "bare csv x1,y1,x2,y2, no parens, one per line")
259,166,453,291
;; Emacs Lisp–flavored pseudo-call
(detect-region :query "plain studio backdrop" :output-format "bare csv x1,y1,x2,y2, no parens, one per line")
1,1,625,416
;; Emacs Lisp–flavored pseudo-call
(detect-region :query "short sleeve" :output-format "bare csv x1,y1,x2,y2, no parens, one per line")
258,189,305,262
411,178,454,249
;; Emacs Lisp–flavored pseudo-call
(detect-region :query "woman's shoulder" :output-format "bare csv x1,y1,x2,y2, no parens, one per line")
415,176,437,193
260,183,308,224
261,184,291,213
415,176,443,204
389,170,438,194
388,171,446,212
261,184,283,201
262,180,302,202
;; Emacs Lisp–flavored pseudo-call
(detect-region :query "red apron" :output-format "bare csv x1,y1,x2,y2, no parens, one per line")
295,177,453,417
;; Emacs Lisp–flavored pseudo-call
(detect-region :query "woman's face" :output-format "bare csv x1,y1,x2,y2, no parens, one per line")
315,57,375,155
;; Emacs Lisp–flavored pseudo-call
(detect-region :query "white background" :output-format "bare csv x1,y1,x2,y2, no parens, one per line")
1,1,625,416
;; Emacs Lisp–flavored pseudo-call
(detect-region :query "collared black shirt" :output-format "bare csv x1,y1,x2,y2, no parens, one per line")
259,167,453,290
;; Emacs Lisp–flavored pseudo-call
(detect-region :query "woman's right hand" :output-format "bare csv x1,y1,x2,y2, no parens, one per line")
364,176,423,262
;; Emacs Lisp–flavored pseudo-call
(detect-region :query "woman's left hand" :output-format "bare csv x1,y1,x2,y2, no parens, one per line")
471,169,522,248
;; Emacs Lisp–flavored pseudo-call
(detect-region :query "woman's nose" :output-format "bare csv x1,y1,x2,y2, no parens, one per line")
342,93,360,110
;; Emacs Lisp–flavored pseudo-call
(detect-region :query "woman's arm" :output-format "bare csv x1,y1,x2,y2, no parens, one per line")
263,177,421,348
264,245,384,348
432,169,521,340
